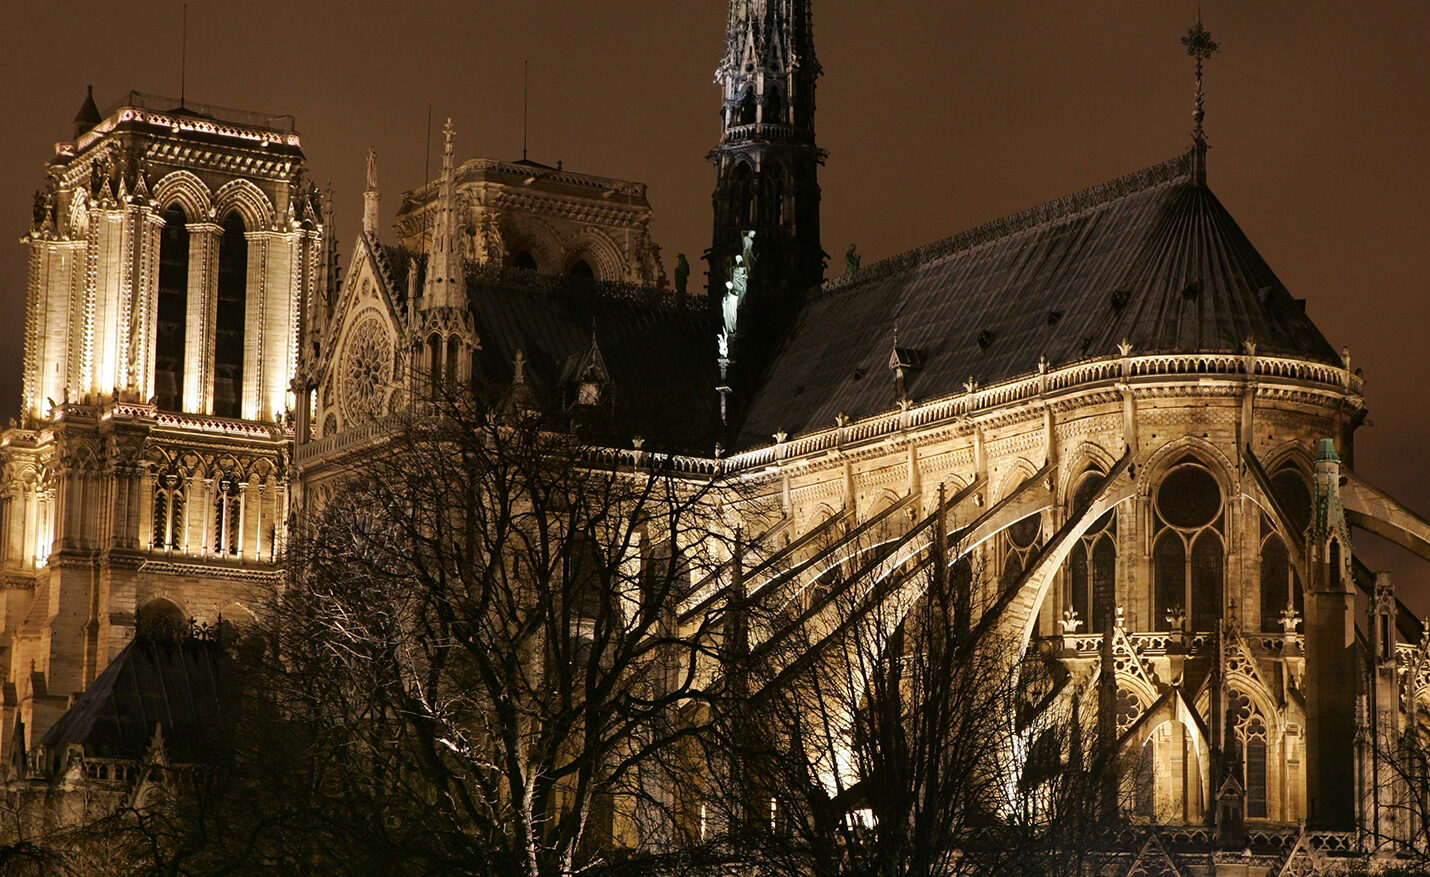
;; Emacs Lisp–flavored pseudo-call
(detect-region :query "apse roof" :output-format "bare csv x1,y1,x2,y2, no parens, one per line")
736,150,1340,448
39,635,235,765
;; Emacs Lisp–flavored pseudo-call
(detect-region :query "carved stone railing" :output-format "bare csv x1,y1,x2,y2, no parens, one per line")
722,122,803,142
725,350,1360,473
1056,631,1214,657
295,418,390,464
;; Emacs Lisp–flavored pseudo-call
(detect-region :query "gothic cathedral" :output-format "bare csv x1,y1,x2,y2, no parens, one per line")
7,3,1430,872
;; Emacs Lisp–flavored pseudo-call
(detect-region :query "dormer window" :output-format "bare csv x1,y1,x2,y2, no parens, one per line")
577,366,604,406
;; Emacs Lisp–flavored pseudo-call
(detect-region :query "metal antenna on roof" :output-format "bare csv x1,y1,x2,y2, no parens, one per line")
522,60,530,162
180,3,188,108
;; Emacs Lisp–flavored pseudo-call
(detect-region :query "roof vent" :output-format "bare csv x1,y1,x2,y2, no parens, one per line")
1258,285,1276,307
977,330,995,350
1081,336,1094,355
1182,280,1202,301
1110,290,1131,312
852,368,866,381
1295,298,1307,312
1046,310,1062,326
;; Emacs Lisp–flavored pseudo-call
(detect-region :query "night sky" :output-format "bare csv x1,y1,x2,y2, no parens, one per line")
1,1,1427,604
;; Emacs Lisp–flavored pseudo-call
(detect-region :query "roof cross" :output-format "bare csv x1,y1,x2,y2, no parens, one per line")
1182,17,1220,146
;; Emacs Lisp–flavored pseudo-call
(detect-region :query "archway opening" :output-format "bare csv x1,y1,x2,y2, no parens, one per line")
214,212,247,418
156,205,189,411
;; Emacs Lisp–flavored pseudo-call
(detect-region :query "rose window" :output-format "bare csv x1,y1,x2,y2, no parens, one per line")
340,315,392,423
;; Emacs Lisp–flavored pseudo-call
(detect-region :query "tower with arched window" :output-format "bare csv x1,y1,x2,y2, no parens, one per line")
0,89,324,765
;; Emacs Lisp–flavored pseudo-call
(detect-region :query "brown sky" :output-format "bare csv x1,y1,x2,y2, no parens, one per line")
1,0,1428,604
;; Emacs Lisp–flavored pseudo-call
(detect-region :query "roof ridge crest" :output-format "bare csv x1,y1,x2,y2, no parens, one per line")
809,150,1195,303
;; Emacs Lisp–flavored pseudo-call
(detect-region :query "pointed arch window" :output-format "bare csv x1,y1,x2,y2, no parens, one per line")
765,86,785,124
214,213,247,418
445,336,461,387
156,205,189,411
1000,512,1042,596
1152,460,1224,631
1228,687,1269,819
569,259,594,280
152,471,185,550
214,478,242,556
427,334,442,391
1261,465,1310,631
1065,468,1118,633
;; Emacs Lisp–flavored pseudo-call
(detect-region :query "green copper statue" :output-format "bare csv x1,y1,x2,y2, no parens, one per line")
846,243,861,275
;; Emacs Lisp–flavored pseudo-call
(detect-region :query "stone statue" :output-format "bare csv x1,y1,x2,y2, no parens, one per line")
846,243,861,275
719,232,756,358
675,253,690,295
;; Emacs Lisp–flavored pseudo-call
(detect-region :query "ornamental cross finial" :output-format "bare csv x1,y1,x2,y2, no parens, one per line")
1182,17,1220,146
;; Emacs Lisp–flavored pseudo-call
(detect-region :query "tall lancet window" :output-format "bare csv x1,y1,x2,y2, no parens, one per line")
214,478,242,556
1153,460,1224,632
214,213,247,418
152,471,185,550
1260,465,1310,632
1065,468,1117,633
156,205,189,411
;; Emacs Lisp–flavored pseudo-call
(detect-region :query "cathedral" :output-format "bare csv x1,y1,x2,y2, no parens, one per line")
5,3,1430,873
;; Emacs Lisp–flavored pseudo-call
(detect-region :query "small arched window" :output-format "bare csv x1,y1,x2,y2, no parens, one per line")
1261,463,1309,631
1152,460,1224,631
765,87,785,124
427,334,442,390
138,598,186,640
738,92,757,126
1000,513,1041,594
152,471,185,550
1065,468,1117,633
213,213,248,418
213,478,242,556
156,205,189,411
446,336,461,387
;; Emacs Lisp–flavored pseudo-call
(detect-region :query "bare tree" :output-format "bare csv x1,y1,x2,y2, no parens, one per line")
231,389,745,875
698,516,1121,877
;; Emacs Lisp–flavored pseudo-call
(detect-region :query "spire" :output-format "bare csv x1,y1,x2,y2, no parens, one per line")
73,85,101,140
1181,15,1220,183
709,0,824,422
422,118,465,310
362,146,380,237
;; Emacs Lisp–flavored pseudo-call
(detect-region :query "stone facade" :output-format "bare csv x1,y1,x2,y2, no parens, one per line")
0,91,323,765
8,6,1430,875
392,156,666,288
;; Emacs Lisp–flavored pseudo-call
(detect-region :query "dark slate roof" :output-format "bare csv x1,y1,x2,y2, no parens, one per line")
736,151,1339,448
40,636,235,765
466,266,723,454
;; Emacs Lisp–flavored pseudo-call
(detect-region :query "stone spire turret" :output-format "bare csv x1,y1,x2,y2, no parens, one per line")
1303,437,1357,830
708,0,825,425
422,118,465,311
73,85,101,140
362,146,380,237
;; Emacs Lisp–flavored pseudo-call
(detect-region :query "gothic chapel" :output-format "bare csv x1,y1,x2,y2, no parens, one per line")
7,2,1430,871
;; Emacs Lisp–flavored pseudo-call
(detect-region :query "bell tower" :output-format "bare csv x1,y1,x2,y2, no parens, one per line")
707,0,825,363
